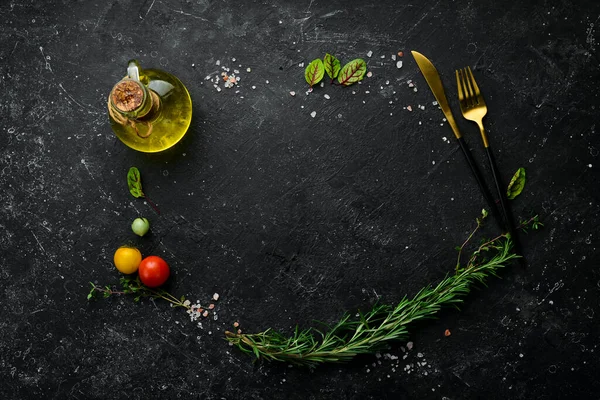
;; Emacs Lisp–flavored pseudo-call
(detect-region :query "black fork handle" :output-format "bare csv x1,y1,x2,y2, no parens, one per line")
456,137,505,231
485,146,525,265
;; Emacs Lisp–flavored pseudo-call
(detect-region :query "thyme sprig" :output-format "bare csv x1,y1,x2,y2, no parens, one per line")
87,276,190,310
225,215,541,367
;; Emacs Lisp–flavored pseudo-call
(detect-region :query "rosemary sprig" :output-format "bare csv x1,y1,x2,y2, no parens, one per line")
225,216,540,367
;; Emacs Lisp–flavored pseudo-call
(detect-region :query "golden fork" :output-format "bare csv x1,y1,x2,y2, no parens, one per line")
456,67,524,262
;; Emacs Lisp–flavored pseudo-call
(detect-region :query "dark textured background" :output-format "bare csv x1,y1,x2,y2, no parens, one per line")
1,0,599,399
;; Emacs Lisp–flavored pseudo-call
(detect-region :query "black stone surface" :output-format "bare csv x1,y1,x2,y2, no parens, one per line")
1,0,599,399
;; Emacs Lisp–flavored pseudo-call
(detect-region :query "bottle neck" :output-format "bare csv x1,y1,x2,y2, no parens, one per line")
109,79,155,120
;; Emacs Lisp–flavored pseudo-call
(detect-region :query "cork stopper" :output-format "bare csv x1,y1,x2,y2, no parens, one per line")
111,80,144,112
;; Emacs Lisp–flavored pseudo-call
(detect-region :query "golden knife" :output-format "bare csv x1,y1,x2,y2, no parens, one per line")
411,50,506,231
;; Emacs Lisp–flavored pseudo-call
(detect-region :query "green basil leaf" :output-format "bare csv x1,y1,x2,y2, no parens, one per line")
507,167,526,200
323,53,341,80
338,59,367,86
127,167,144,198
305,59,325,87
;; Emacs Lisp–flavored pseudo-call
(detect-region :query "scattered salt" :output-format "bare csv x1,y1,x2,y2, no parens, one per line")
247,67,252,72
324,94,330,99
391,54,397,61
310,111,317,118
366,71,373,78
367,50,373,57
407,105,413,111
290,91,296,96
406,341,414,350
213,293,219,301
396,61,403,69
216,60,221,66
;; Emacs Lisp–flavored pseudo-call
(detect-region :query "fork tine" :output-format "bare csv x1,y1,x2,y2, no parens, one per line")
467,67,481,98
456,70,465,105
463,68,475,105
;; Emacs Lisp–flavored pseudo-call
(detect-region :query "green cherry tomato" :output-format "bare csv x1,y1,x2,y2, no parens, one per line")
138,256,170,288
131,217,150,237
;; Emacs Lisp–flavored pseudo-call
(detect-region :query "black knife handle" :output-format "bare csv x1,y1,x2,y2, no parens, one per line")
485,146,525,264
456,137,505,231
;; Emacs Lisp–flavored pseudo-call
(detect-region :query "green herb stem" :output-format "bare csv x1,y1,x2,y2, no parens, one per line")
226,231,518,367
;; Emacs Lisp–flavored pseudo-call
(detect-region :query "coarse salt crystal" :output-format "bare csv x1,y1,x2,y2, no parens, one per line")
396,61,403,68
324,94,330,99
233,321,239,328
408,82,414,88
367,50,373,57
208,303,215,309
366,71,373,78
407,105,413,111
406,341,414,350
310,111,317,118
380,55,385,59
252,86,256,89
385,80,390,85
202,310,209,317
320,81,324,87
247,67,252,72
183,300,191,307
216,60,221,65
266,80,269,84
391,54,397,61
213,293,219,301
299,62,304,67
290,91,296,96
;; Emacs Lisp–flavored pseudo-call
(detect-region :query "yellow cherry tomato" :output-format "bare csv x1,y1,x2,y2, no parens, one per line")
113,246,142,274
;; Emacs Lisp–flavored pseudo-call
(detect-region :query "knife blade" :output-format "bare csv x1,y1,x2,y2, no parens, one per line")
411,51,462,140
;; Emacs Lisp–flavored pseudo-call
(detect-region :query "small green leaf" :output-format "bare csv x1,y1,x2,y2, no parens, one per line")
127,167,144,198
305,59,325,87
337,59,367,86
103,291,110,298
481,209,488,219
87,292,93,300
323,53,341,80
507,167,526,200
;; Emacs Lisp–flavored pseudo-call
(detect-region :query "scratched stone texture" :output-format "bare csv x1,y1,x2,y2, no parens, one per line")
1,0,599,399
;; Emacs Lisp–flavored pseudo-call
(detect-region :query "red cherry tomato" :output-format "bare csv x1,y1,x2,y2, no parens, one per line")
138,256,170,288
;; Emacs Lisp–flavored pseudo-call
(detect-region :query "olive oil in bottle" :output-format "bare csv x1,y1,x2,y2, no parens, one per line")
108,59,192,153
